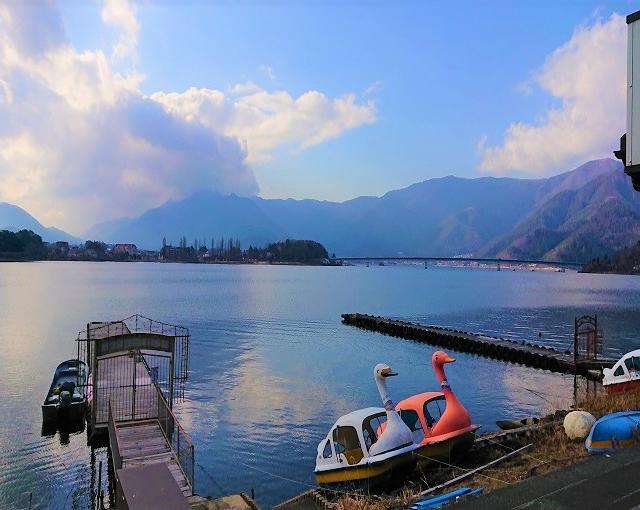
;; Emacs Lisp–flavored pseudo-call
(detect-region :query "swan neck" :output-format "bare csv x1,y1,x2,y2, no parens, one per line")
434,364,447,385
375,377,393,410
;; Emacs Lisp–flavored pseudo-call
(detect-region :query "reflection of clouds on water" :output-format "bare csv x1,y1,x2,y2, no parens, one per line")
225,352,353,431
499,365,575,417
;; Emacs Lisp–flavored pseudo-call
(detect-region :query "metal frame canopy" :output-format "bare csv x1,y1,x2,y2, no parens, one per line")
76,315,190,433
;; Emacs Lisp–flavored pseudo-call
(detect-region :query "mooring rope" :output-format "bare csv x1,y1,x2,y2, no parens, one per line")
412,451,511,486
197,453,366,501
477,429,552,467
195,460,231,497
233,458,380,499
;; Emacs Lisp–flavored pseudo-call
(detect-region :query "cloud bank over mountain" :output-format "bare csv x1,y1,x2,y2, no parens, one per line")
85,158,636,263
0,0,376,232
479,14,626,175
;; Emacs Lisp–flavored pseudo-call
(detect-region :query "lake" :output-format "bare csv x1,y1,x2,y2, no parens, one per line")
1,261,639,509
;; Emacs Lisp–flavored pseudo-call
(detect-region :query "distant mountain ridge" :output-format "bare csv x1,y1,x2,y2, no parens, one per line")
0,203,79,244
479,166,640,261
85,158,634,262
3,158,637,263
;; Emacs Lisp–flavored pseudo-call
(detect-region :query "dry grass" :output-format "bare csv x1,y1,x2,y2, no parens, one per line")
577,387,640,417
332,388,640,510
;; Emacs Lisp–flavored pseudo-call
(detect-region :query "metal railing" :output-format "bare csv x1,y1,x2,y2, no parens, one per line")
78,315,189,341
107,399,122,471
106,365,195,492
95,351,162,426
156,383,195,491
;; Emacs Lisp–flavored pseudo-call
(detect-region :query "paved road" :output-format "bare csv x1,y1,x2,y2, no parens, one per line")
451,446,640,509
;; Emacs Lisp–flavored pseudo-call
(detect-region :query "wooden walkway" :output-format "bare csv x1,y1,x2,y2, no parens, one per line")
342,313,616,379
112,419,192,497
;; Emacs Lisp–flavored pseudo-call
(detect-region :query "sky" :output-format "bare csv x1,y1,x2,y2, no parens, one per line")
0,0,638,234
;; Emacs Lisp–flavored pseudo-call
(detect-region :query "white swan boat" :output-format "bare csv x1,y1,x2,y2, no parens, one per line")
603,349,640,393
314,363,418,486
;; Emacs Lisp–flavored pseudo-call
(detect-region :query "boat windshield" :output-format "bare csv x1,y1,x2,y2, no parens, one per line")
424,396,446,428
624,356,640,374
333,425,364,465
400,409,423,432
322,439,333,459
362,412,387,452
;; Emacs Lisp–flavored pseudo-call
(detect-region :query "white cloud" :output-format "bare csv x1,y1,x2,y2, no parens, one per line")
229,80,262,95
258,64,276,81
0,78,11,103
478,14,626,174
363,80,383,97
152,86,377,163
0,1,375,232
101,0,139,60
0,0,256,232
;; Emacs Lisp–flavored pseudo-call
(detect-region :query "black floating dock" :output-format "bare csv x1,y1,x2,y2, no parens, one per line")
341,313,615,379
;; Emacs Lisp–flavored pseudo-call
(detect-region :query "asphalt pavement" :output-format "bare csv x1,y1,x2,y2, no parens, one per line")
450,446,640,509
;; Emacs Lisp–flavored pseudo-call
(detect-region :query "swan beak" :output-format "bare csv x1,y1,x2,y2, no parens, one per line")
381,367,398,377
443,356,456,364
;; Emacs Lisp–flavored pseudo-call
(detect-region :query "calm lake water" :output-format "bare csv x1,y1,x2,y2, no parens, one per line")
1,262,640,509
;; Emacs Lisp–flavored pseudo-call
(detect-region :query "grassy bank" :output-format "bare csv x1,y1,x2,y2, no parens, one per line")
333,388,640,510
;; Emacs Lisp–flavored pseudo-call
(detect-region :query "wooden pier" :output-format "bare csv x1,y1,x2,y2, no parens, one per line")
341,313,616,379
76,316,195,508
109,408,193,498
75,315,259,510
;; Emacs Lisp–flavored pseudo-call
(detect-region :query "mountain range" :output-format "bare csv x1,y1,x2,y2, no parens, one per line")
2,158,639,263
0,202,79,244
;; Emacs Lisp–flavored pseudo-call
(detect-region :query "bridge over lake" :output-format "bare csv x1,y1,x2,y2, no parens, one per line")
336,256,584,269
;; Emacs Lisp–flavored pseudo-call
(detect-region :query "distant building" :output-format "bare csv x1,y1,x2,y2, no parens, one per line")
113,243,138,256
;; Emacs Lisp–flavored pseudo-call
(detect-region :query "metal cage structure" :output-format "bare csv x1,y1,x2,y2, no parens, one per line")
76,315,190,434
574,315,604,362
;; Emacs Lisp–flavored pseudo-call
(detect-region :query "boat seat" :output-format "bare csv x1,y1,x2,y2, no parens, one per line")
344,448,364,465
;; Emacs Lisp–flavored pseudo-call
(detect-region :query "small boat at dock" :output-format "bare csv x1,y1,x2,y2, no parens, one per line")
396,351,479,466
585,411,640,453
602,350,640,393
42,359,87,424
496,417,539,430
314,363,418,486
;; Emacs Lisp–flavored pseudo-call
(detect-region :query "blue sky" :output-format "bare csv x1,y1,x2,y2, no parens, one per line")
0,1,637,231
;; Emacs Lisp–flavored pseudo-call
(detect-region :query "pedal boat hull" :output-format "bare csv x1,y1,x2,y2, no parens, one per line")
314,442,417,486
412,427,478,467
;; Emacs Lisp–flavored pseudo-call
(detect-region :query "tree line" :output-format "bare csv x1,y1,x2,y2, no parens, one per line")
582,240,640,274
161,237,330,264
0,230,47,259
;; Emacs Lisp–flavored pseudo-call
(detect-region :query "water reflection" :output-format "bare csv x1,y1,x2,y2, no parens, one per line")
1,262,640,508
41,419,85,445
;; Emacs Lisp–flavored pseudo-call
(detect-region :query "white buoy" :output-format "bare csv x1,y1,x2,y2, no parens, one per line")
563,410,596,441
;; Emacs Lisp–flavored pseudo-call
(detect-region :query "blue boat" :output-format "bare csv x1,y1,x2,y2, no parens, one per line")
585,411,640,454
42,359,88,424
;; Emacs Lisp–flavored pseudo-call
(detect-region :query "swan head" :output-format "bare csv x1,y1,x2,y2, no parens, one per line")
374,363,398,381
432,351,456,368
